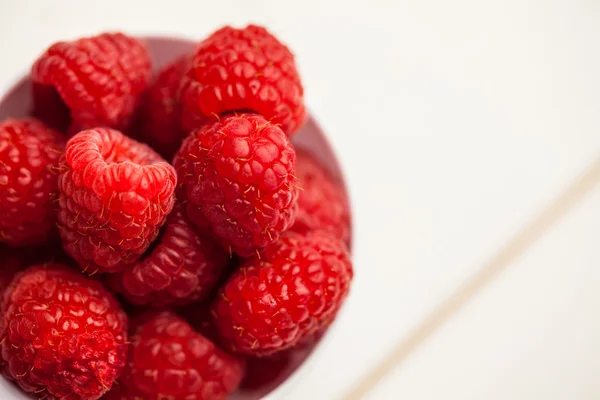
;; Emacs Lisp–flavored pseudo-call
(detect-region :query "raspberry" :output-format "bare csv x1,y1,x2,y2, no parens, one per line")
137,56,188,160
0,118,65,246
57,128,176,274
173,113,298,257
179,25,305,135
0,264,128,399
32,32,151,134
109,204,229,306
212,231,353,356
111,311,244,400
291,149,351,245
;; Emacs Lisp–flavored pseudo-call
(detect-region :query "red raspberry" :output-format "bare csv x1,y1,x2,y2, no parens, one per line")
212,231,353,356
0,264,128,400
0,118,65,246
111,311,244,400
137,56,189,160
179,25,305,135
109,204,229,306
57,128,176,274
32,32,151,134
292,149,351,245
173,113,298,257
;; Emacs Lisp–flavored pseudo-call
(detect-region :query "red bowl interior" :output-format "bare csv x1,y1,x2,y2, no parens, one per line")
0,36,350,400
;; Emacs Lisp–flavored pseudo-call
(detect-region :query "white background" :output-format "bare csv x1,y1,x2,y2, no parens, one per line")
1,0,600,399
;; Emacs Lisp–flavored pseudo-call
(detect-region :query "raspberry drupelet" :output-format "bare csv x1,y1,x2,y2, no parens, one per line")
173,113,298,257
57,128,176,274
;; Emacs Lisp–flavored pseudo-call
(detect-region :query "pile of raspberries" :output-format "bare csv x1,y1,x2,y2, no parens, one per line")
0,25,352,400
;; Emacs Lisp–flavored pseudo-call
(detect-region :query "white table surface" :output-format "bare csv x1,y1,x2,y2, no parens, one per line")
1,0,599,399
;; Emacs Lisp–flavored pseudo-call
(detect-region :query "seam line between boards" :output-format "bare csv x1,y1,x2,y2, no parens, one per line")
341,155,600,400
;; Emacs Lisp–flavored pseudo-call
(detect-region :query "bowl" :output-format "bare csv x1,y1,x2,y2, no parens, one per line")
0,36,351,400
